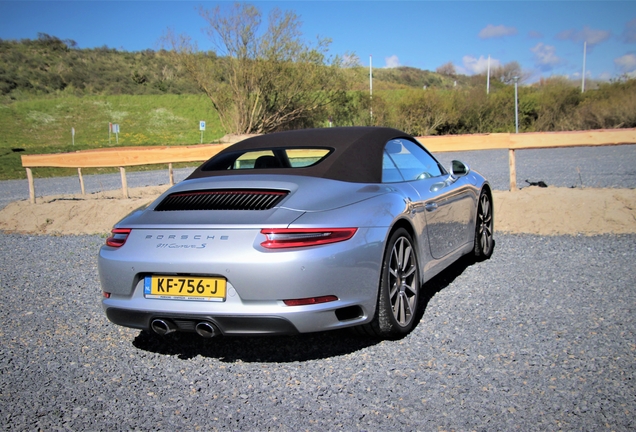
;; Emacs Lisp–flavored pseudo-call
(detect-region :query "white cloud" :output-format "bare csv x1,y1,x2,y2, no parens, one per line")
582,27,612,45
557,26,611,46
622,18,636,43
385,55,400,68
460,55,501,75
478,24,518,39
557,29,576,41
528,30,543,39
615,53,636,74
531,43,562,71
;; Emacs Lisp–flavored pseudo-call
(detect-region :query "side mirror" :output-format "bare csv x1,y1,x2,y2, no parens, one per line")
450,160,470,177
430,160,471,192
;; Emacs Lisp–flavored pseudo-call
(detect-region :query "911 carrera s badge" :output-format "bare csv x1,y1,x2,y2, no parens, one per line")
144,233,229,249
155,243,207,249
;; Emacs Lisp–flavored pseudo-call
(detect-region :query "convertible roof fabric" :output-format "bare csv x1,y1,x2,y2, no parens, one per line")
187,127,415,183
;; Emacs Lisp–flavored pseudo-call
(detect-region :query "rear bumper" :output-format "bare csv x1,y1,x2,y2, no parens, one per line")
105,307,299,335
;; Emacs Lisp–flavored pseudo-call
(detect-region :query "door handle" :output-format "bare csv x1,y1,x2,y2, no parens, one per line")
425,202,438,212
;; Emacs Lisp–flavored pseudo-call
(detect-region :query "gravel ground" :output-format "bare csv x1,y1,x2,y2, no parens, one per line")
2,144,635,210
434,144,636,191
1,233,634,430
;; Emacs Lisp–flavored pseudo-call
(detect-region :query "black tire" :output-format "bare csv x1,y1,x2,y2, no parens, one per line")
360,228,420,339
474,190,494,260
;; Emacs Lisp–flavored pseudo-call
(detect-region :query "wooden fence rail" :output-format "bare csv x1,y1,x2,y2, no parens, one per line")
21,129,636,203
22,143,233,203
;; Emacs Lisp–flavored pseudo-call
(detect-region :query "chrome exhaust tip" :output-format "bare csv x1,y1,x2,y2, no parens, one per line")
195,321,217,338
151,319,176,336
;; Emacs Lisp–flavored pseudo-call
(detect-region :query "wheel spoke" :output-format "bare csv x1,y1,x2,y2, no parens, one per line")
403,293,414,317
400,295,407,323
480,232,490,251
396,239,405,269
389,282,398,300
403,282,417,297
399,241,408,259
391,247,399,270
481,195,490,219
393,293,402,319
403,264,416,279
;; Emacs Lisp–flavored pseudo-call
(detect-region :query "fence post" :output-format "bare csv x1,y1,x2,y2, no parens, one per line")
120,167,129,198
78,168,85,195
509,149,517,191
26,168,35,204
168,163,174,186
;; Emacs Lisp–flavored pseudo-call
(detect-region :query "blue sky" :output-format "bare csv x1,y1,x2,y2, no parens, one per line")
1,1,636,83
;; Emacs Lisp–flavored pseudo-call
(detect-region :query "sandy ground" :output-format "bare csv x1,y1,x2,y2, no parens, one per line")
0,186,635,236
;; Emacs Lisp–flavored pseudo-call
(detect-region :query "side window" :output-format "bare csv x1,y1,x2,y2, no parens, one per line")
382,151,404,183
383,138,444,181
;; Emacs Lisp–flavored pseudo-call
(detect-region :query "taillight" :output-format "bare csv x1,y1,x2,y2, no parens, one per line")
260,228,357,249
106,228,131,248
283,295,338,306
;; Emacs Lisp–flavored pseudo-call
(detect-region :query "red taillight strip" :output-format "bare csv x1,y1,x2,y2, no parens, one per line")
260,228,357,249
106,228,131,248
283,295,338,306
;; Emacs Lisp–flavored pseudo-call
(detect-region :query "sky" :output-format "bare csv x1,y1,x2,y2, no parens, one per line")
1,1,636,83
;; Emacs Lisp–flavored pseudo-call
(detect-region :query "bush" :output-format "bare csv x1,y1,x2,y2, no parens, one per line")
392,89,452,136
575,77,636,129
533,77,582,131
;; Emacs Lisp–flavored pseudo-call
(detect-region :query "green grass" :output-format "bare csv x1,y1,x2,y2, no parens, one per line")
0,94,225,180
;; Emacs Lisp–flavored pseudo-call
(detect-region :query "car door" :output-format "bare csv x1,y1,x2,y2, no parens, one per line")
383,138,474,260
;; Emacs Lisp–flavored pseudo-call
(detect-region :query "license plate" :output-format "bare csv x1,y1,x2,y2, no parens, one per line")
144,276,226,301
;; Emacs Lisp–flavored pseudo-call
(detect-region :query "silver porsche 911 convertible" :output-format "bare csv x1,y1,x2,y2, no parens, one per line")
99,127,493,339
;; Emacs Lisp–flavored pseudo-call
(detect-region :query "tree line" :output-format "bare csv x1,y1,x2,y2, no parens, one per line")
2,7,635,138
0,33,199,97
338,75,636,135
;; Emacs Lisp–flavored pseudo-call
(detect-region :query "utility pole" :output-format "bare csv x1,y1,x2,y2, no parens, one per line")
369,55,373,124
487,55,491,94
514,76,519,134
581,41,587,93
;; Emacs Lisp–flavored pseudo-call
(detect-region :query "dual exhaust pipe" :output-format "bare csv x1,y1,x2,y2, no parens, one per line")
150,318,218,338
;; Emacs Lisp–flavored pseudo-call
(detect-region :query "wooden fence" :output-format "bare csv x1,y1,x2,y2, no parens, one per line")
419,128,636,191
21,129,636,203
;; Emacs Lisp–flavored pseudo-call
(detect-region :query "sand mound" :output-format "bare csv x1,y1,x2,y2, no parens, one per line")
0,186,634,236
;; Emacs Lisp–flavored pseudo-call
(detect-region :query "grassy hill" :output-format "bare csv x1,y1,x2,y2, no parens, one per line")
0,35,199,98
0,94,224,180
0,35,228,180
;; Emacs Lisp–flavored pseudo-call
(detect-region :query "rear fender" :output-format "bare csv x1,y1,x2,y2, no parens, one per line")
288,192,408,229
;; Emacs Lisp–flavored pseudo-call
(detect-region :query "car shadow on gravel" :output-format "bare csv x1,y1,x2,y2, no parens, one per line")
132,328,381,362
132,247,490,363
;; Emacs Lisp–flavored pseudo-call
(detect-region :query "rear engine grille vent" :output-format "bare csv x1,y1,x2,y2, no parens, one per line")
155,189,289,211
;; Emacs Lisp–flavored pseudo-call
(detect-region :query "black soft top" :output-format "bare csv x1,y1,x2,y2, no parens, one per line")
187,127,415,183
